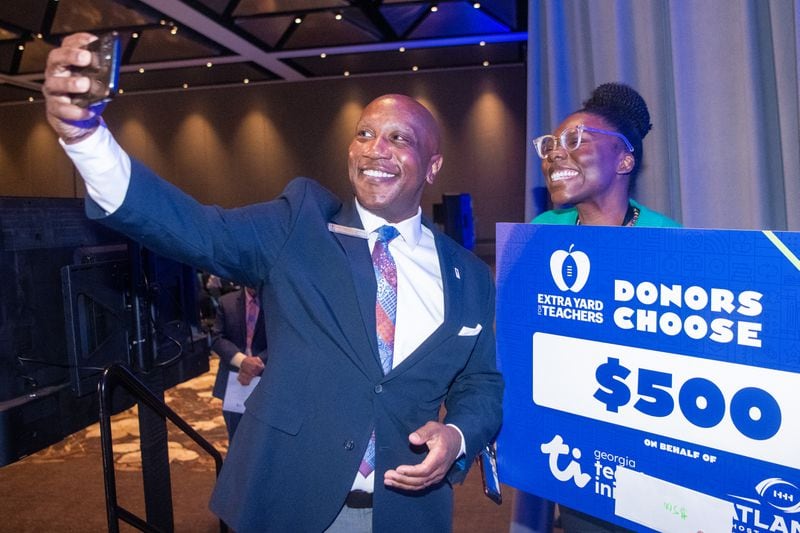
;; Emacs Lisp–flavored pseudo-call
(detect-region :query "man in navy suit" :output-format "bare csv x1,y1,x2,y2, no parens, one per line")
44,33,503,533
211,286,267,441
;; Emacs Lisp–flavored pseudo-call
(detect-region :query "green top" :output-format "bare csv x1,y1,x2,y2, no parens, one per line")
531,198,681,227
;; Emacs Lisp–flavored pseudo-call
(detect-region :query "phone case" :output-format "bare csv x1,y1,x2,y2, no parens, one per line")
478,442,502,504
71,32,121,109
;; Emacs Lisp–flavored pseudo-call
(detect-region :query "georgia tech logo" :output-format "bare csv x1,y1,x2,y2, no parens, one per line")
541,434,591,488
550,244,590,293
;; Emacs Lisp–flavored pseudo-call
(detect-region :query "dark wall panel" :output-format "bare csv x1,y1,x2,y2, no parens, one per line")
0,65,527,256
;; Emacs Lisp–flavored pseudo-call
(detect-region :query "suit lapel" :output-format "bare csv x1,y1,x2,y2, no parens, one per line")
329,202,384,380
387,226,464,378
236,289,248,345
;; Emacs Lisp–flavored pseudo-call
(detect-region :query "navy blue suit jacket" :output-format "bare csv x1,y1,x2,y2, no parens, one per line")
210,288,268,401
88,159,503,532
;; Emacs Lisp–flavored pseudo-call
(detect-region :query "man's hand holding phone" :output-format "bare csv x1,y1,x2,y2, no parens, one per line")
71,31,120,109
42,32,121,143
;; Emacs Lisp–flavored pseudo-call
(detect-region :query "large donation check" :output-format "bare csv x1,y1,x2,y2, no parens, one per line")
495,224,800,532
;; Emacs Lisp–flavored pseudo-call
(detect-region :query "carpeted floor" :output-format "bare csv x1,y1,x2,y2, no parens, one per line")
0,358,513,532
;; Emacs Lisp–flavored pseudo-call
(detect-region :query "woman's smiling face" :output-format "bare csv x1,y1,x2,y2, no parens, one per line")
540,112,632,208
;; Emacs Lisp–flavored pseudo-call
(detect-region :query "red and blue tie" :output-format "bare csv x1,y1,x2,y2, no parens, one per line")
359,225,400,477
245,293,259,356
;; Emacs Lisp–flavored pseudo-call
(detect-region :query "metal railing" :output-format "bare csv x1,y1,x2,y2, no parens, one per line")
98,363,227,533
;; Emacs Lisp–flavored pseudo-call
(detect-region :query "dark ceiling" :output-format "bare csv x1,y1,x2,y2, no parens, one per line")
0,0,527,105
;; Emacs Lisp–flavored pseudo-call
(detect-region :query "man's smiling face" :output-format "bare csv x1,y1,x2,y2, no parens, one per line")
348,95,442,223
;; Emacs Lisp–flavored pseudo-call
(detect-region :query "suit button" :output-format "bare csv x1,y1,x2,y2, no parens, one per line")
344,440,355,450
374,384,383,393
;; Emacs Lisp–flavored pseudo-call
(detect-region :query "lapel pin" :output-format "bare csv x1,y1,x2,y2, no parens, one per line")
454,267,461,279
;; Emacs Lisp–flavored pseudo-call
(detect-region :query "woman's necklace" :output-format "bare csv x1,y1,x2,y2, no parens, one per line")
576,204,640,226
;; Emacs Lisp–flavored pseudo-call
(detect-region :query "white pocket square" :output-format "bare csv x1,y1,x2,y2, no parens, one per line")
458,324,482,336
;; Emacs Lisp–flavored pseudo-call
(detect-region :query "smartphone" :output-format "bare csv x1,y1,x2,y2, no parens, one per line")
478,442,502,504
71,32,121,109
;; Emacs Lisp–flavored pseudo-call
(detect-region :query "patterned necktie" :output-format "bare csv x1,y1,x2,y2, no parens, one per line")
359,225,400,477
245,292,259,356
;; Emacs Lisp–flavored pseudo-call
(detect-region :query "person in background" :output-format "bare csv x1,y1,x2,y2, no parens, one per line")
532,82,680,228
211,286,267,441
42,33,503,533
530,82,681,532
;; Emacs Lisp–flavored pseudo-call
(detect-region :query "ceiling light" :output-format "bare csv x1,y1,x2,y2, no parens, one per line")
294,17,302,24
132,32,139,39
320,53,327,58
118,89,124,94
412,66,419,72
28,96,34,102
399,47,406,53
344,71,350,77
335,12,343,21
170,26,178,35
243,78,250,84
430,5,438,12
473,2,481,8
36,33,43,39
479,41,486,47
182,83,189,89
206,62,213,68
160,19,166,25
17,44,24,51
482,60,490,66
138,67,145,73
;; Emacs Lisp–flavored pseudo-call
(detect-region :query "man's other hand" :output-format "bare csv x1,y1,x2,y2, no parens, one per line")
383,421,461,491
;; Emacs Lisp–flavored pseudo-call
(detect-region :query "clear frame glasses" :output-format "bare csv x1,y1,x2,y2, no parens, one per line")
532,124,634,159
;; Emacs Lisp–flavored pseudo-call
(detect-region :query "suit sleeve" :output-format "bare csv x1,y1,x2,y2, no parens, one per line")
84,158,302,289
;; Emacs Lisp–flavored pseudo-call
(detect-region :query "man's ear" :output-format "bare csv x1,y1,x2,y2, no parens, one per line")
426,154,443,184
617,153,635,175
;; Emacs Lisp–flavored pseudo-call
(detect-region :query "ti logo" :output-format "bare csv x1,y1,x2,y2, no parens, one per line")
550,244,590,293
541,435,591,488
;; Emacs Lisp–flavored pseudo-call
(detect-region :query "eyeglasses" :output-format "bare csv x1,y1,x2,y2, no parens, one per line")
532,124,634,159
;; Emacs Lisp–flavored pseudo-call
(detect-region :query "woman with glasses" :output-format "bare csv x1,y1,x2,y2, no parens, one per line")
532,82,680,228
530,83,679,532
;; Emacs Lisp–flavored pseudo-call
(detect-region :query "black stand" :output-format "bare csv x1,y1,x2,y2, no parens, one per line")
138,371,174,532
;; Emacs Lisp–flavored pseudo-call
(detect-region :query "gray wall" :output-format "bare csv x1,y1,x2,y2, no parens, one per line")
0,65,526,256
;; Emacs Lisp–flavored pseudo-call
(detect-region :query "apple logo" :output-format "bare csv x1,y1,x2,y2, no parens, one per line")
550,244,590,292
